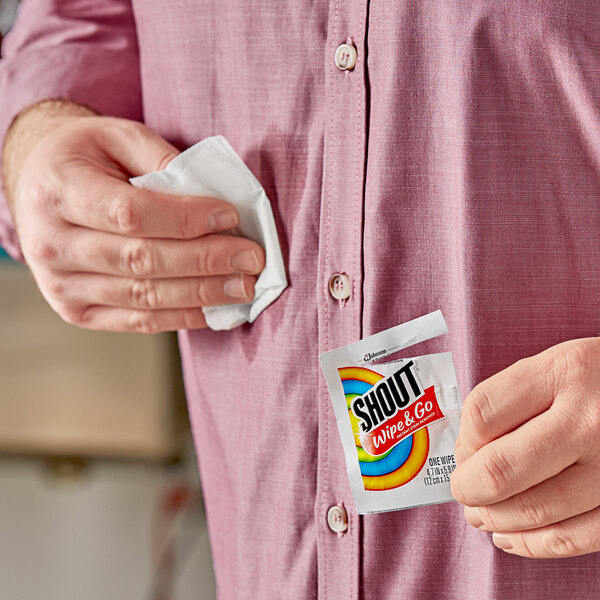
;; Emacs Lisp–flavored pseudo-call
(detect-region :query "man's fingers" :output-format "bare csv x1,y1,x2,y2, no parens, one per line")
451,406,581,506
71,306,208,334
463,461,600,532
456,352,557,459
55,171,239,239
490,505,600,559
50,229,265,278
92,117,182,177
54,273,257,308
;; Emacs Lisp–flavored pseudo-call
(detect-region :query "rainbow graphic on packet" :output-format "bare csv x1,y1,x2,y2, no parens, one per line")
339,364,441,490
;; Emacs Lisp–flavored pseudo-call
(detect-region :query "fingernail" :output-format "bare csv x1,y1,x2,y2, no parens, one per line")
207,209,238,232
464,506,484,529
454,444,467,465
492,533,513,550
230,249,259,273
223,275,249,300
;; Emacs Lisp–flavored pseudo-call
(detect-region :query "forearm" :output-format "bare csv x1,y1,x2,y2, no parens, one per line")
2,99,95,217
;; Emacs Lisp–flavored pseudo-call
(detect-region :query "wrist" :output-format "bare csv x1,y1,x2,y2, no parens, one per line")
2,99,96,215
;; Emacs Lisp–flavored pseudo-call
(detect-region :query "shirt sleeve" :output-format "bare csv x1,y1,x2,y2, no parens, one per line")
0,0,143,262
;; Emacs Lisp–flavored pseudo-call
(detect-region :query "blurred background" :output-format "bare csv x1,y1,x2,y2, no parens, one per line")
0,2,217,598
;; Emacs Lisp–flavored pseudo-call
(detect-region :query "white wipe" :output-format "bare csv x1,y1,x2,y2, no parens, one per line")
130,136,287,331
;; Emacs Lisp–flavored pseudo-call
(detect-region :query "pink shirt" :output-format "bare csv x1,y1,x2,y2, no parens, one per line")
2,2,600,598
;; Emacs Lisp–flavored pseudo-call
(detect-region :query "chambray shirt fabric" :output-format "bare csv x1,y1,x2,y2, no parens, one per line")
2,1,600,598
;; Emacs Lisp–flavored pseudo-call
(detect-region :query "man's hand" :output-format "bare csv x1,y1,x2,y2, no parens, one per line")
3,101,265,333
450,338,600,559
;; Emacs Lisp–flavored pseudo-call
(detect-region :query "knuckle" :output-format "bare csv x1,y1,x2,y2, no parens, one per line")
112,120,176,172
126,119,150,141
122,240,154,277
477,505,499,531
28,181,54,212
515,533,537,559
78,306,95,326
513,494,548,528
479,449,512,497
45,275,67,299
196,246,208,274
108,194,141,235
205,245,222,274
128,312,160,335
463,383,496,441
555,339,595,388
583,400,600,440
542,529,579,557
542,350,566,398
129,279,160,309
179,209,193,239
196,284,210,306
568,339,597,372
30,239,58,264
196,280,213,306
103,117,142,141
27,180,46,206
552,340,600,441
197,242,219,275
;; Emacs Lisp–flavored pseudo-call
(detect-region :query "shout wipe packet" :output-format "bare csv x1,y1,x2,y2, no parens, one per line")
319,310,462,514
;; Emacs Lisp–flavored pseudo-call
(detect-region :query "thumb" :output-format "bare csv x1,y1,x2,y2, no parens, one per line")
98,117,180,176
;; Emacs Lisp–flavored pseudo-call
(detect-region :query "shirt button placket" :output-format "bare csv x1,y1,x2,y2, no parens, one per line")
316,1,370,599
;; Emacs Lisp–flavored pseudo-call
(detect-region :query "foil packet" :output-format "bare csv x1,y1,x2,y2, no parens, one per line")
319,310,462,514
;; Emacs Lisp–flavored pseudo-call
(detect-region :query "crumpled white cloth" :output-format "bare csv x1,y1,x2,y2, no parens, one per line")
130,135,287,331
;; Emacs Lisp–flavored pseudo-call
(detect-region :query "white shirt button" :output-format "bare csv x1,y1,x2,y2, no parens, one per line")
327,504,349,534
329,273,351,301
335,42,357,71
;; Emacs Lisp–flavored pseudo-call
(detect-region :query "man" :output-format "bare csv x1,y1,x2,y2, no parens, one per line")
1,2,599,598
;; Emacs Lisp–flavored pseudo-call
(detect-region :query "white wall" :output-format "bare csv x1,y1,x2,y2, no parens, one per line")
0,455,216,600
